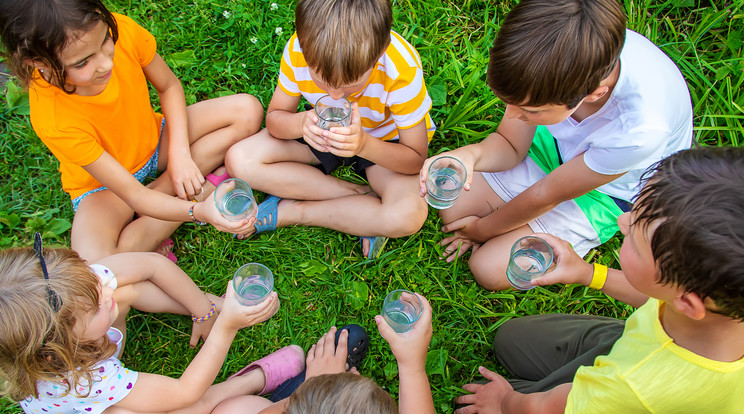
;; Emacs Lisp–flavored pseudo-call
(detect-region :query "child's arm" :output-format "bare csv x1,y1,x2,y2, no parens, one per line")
142,53,204,201
454,366,570,414
441,155,625,253
112,286,280,412
321,103,429,174
96,252,220,346
376,293,435,414
531,233,649,307
82,152,256,234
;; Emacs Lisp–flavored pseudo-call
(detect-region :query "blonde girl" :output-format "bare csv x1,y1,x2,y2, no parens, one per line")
0,237,305,414
0,0,261,262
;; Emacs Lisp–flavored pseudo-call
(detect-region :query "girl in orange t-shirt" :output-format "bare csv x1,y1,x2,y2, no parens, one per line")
0,0,261,262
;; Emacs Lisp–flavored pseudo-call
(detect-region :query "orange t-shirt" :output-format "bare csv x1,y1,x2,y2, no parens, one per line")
29,13,163,199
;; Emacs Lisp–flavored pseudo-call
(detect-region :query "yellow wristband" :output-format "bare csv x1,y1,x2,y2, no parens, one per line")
589,264,608,290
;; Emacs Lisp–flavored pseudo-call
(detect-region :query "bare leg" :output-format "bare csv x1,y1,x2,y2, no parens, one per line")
226,130,368,200
71,95,262,262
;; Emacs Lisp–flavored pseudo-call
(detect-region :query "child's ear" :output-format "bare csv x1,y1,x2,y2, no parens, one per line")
671,290,707,320
584,85,610,103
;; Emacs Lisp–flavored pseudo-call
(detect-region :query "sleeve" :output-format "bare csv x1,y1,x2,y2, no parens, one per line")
583,120,672,176
38,126,105,167
83,358,138,413
89,264,118,289
113,13,157,67
388,66,432,129
277,35,302,97
565,365,648,413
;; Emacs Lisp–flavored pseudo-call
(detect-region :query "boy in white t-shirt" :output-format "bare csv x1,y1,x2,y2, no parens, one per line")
418,0,693,290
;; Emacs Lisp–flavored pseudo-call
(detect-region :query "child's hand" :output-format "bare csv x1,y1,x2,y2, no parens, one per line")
376,293,433,373
439,216,483,262
305,326,350,378
190,308,218,348
321,102,368,158
169,153,205,200
219,283,280,331
529,233,593,287
302,110,330,153
454,366,513,414
194,197,257,235
418,151,476,198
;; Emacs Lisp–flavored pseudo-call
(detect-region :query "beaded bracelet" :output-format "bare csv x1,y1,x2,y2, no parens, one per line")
189,203,206,226
589,263,608,290
191,302,216,323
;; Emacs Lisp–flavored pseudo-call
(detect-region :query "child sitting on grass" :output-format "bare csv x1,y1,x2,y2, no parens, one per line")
212,294,436,414
0,237,305,414
420,0,693,290
454,146,744,413
226,0,434,259
0,0,261,263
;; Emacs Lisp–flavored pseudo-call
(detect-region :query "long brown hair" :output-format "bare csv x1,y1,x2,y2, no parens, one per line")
0,247,117,401
0,0,119,93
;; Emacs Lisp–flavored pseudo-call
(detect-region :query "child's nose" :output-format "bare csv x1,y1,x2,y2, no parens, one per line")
328,89,345,100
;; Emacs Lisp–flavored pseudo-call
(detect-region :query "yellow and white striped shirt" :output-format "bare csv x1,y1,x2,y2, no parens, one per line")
278,31,435,142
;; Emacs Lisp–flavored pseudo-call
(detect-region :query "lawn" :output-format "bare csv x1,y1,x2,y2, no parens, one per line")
1,0,742,412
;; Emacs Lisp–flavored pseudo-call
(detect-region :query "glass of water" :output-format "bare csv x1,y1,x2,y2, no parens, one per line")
425,156,467,209
214,178,257,221
506,236,553,290
382,289,423,333
232,263,274,306
315,95,352,129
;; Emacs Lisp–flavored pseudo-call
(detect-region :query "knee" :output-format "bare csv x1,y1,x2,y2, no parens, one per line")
225,133,270,178
381,199,427,237
470,250,511,291
229,93,264,140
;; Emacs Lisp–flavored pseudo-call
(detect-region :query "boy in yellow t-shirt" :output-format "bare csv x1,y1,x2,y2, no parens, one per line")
455,147,744,413
226,0,434,258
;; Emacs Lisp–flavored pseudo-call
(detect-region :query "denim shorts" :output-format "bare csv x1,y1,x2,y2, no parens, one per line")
71,119,164,211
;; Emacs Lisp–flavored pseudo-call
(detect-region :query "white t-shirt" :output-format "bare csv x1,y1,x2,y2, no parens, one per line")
547,30,693,201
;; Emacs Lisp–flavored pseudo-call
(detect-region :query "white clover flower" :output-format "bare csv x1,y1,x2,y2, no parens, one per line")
275,27,283,36
222,10,231,19
270,3,278,10
241,63,247,68
250,36,258,44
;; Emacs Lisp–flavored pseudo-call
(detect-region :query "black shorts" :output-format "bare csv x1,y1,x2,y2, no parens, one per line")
295,138,376,177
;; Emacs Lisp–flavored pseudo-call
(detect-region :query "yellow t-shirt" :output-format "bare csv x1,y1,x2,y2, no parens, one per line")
277,31,435,142
29,13,162,199
566,298,744,413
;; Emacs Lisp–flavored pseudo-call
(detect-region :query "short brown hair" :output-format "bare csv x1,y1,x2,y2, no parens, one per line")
0,247,117,401
295,0,391,88
488,0,626,108
284,372,397,414
634,146,744,321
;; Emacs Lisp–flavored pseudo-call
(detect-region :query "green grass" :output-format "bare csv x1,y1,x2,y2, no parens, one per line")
1,0,742,412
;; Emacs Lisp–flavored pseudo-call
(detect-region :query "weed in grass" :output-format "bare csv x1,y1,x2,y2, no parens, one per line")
0,0,741,412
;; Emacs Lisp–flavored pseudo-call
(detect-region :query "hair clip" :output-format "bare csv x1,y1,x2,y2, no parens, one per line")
33,233,62,312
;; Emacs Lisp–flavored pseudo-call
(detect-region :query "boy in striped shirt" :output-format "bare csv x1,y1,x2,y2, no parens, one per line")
227,0,434,258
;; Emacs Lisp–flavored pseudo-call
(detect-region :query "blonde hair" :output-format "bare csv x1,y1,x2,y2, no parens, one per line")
295,0,392,88
0,247,117,401
284,372,397,414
